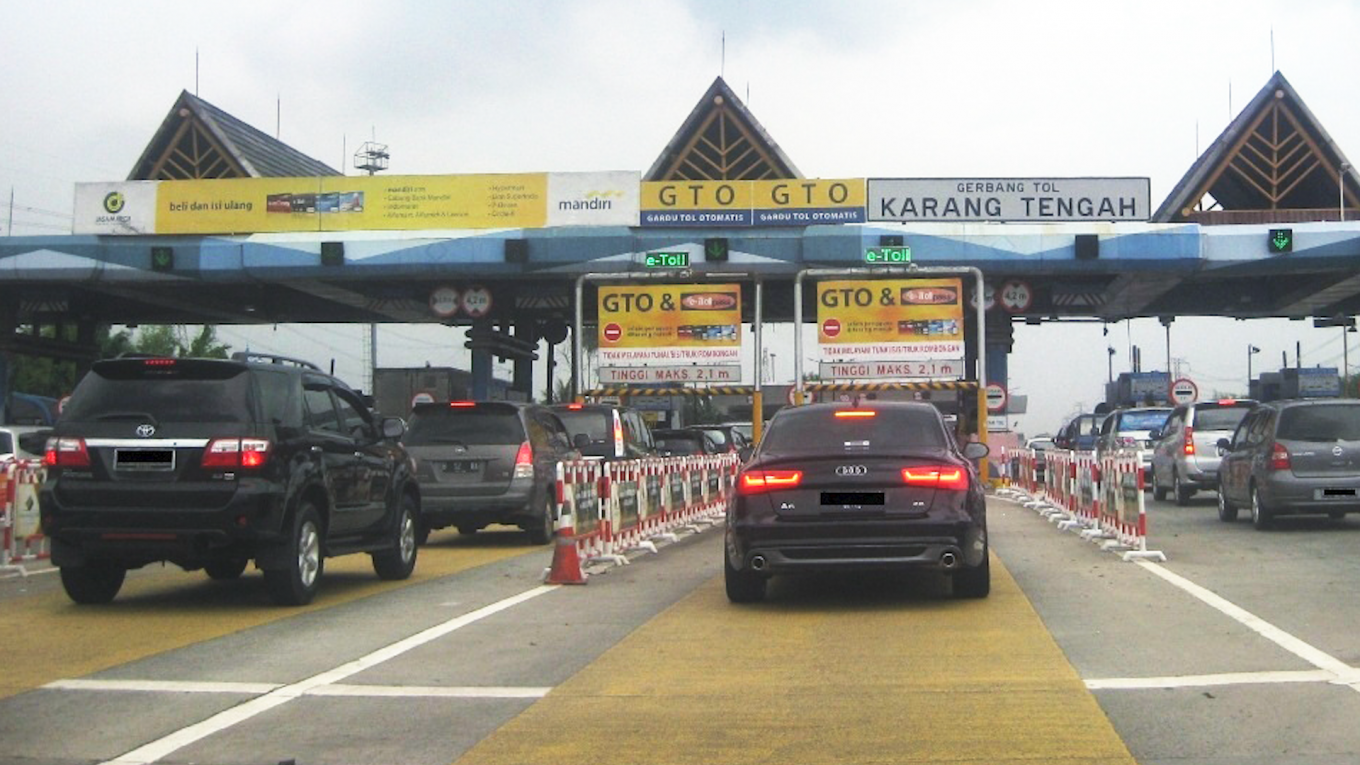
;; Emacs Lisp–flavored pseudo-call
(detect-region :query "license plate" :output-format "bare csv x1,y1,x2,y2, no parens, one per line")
1316,488,1357,500
115,448,175,472
822,491,885,506
441,460,481,474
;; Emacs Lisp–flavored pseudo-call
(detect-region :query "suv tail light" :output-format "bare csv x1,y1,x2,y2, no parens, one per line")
1183,425,1195,456
738,469,803,495
202,438,271,469
45,437,90,468
902,466,969,491
1268,443,1291,472
513,441,534,479
612,411,625,459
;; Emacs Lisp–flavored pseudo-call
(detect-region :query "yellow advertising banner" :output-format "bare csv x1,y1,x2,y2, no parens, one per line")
640,178,866,226
816,278,964,360
597,284,742,364
153,173,548,234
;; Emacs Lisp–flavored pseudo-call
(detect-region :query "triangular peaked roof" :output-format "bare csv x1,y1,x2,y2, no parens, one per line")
128,90,340,180
645,77,801,182
1154,71,1360,223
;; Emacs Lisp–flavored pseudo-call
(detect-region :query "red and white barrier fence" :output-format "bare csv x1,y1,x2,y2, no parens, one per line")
996,448,1165,562
546,453,740,584
1,459,50,576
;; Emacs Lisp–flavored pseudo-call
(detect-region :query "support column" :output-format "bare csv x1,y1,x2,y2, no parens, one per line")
470,322,492,400
513,320,535,401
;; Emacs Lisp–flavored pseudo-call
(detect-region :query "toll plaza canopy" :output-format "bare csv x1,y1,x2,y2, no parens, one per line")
2,71,1360,362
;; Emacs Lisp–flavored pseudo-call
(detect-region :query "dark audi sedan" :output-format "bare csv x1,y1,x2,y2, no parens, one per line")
723,401,991,603
1217,398,1360,529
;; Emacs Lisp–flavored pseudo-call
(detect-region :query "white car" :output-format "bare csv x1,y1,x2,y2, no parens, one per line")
0,425,51,462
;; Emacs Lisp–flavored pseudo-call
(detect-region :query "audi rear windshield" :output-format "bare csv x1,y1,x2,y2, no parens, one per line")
62,361,255,423
761,406,947,453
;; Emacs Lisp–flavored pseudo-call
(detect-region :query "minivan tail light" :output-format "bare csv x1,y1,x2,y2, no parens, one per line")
1268,443,1291,471
1183,425,1195,456
513,440,534,478
202,438,271,469
45,437,90,468
738,469,803,495
612,411,625,458
902,466,969,491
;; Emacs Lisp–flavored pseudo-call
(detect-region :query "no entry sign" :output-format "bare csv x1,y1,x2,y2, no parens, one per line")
1170,377,1198,404
985,383,1008,413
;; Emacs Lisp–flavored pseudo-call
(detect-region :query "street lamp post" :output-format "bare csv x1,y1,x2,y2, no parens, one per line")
1247,344,1261,394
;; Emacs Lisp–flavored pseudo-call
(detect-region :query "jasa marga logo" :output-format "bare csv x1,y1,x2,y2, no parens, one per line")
103,192,126,214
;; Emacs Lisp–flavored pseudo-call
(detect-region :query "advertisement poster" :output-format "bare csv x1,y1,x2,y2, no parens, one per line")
597,283,742,365
816,278,964,361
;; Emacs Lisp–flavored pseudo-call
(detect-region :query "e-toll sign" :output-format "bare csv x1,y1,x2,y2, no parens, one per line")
597,283,742,367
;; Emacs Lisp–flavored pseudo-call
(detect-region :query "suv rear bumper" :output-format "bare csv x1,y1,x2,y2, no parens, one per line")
418,478,540,528
40,482,288,569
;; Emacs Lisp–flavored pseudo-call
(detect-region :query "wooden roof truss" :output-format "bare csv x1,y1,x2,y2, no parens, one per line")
148,117,246,180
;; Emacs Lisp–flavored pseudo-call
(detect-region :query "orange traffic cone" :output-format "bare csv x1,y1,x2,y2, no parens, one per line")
544,520,587,585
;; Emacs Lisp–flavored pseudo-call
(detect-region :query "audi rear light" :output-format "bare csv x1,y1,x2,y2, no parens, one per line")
902,465,969,491
202,438,271,469
1183,425,1195,456
738,469,803,495
45,437,90,468
513,440,534,479
1268,443,1291,472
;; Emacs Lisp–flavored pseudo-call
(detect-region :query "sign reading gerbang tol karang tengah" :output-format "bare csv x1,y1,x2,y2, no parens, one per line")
868,178,1150,222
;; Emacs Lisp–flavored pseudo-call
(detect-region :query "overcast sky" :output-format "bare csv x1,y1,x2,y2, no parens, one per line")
4,0,1359,433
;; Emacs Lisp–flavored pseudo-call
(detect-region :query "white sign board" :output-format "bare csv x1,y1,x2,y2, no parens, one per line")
546,171,641,226
868,178,1151,222
986,415,1009,432
819,359,965,380
73,182,158,235
598,365,741,384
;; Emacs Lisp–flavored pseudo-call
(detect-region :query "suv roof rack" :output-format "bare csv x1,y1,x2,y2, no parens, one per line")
231,351,322,371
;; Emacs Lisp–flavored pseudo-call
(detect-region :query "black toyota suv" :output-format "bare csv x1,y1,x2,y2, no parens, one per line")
39,352,420,606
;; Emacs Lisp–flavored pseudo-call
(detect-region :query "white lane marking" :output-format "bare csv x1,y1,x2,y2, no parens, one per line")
1134,560,1357,681
44,679,282,695
100,584,557,765
313,684,551,699
1086,669,1335,690
43,679,551,699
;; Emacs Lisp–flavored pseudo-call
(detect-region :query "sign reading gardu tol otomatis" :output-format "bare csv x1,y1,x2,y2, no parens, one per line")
868,178,1150,223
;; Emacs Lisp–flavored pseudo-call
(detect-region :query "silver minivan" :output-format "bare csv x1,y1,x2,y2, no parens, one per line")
1150,399,1256,505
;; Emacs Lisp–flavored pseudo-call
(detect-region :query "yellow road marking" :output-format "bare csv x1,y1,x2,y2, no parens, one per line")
457,554,1136,765
1,531,535,700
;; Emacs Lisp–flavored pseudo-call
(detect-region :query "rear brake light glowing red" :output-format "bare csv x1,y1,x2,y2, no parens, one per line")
513,440,535,478
1183,425,1195,456
449,401,476,408
143,358,176,367
566,403,584,410
202,438,271,469
1217,399,1237,406
833,410,876,419
45,437,90,468
902,466,969,491
1268,443,1291,471
738,469,803,494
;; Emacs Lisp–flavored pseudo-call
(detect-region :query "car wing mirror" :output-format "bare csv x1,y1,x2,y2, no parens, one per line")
963,442,990,460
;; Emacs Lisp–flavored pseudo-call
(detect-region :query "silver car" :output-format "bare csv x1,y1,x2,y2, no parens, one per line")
1217,399,1360,529
1096,407,1172,482
1149,399,1256,505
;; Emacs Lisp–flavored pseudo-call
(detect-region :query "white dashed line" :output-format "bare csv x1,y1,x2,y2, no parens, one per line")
97,584,557,765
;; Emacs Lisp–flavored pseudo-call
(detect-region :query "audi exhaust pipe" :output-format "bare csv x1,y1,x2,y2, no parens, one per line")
940,551,958,570
749,555,768,572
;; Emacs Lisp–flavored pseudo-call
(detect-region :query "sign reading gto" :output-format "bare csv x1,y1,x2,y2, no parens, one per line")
597,283,742,367
816,278,964,364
